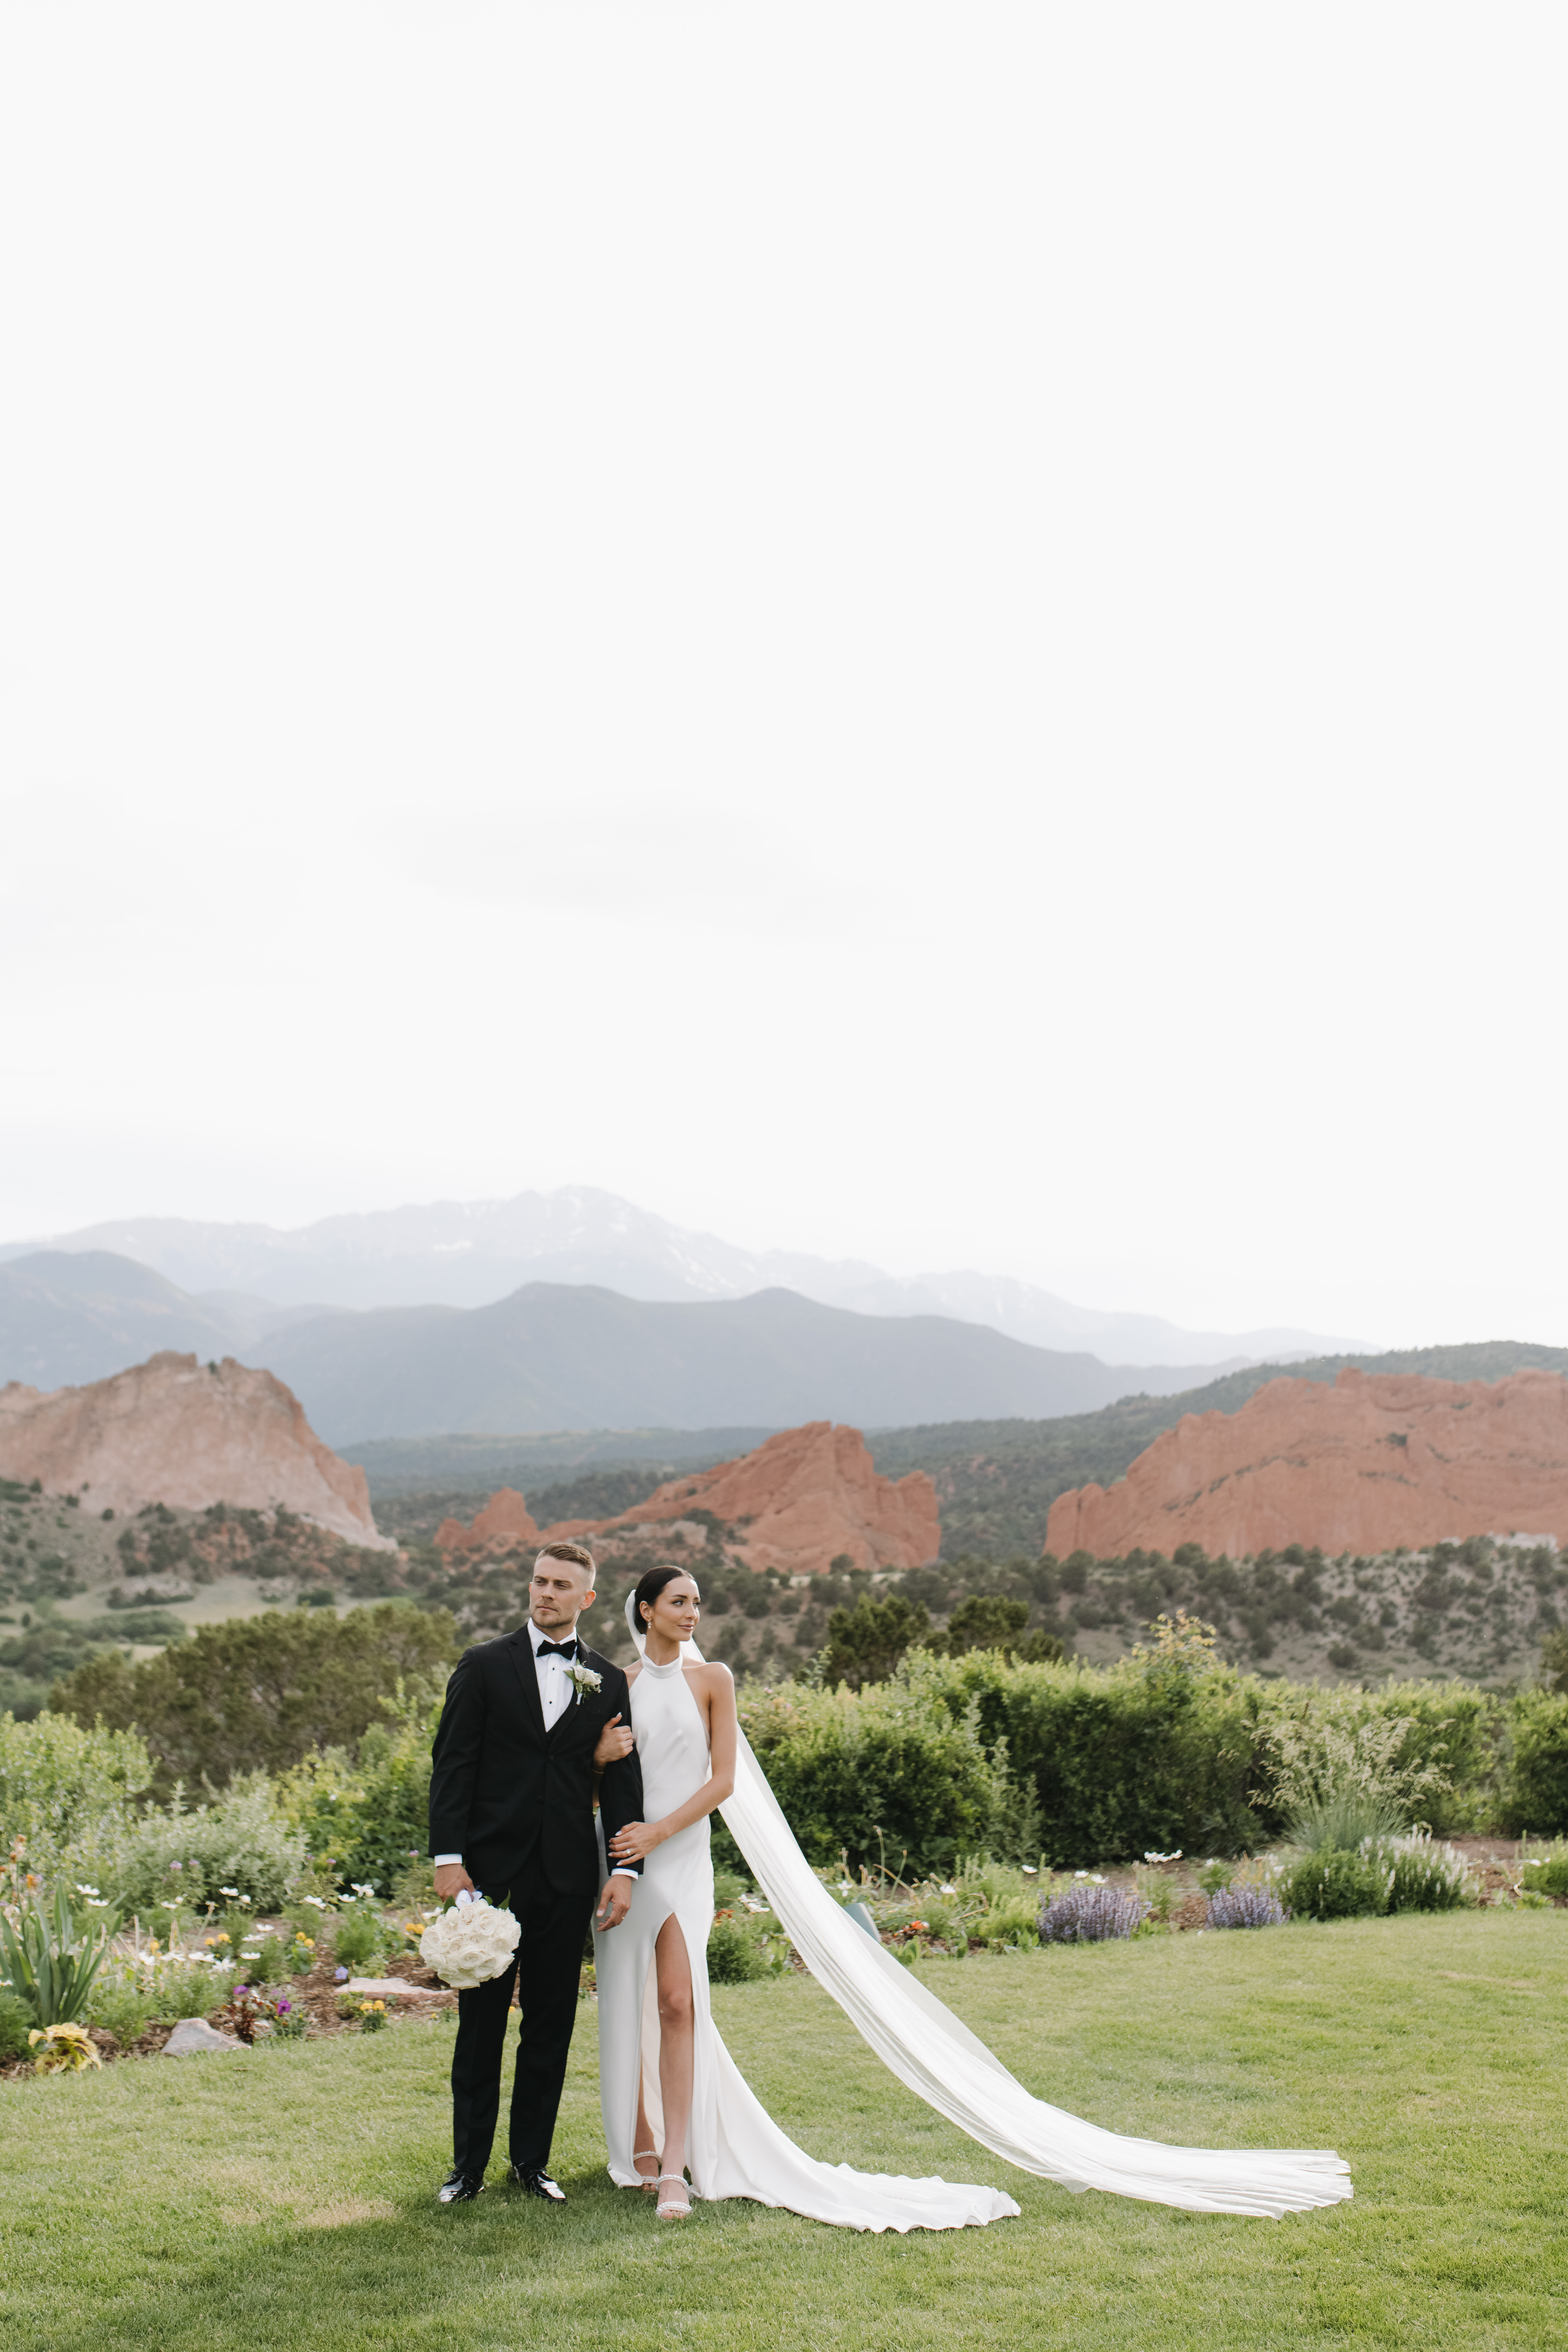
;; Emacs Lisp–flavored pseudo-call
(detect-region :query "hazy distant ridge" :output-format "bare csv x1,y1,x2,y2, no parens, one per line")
0,1185,1366,1368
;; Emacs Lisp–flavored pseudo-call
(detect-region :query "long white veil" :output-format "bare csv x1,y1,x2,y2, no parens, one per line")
622,1595,1351,2218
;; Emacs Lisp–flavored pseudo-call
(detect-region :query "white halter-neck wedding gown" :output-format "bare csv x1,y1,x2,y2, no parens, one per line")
593,1652,1018,2230
595,1628,1352,2227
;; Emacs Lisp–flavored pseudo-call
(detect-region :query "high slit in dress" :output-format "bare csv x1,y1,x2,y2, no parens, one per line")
592,1652,1019,2232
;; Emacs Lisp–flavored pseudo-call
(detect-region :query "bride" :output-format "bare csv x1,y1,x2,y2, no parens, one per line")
593,1563,1351,2231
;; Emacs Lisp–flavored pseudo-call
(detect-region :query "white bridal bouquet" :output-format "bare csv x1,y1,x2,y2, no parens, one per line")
419,1893,522,1990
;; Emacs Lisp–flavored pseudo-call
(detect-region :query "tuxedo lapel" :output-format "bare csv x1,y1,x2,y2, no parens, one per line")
509,1633,548,1747
545,1640,603,1746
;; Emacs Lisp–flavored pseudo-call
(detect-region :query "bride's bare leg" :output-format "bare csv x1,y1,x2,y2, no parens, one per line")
653,1914,695,2201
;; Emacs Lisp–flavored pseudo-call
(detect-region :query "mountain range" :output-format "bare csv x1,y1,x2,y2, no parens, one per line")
0,1253,1243,1444
0,1185,1368,1367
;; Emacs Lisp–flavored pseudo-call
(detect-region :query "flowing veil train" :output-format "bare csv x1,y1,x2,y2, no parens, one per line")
620,1605,1351,2221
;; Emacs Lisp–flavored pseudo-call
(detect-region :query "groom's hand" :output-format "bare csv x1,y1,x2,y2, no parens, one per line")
593,1712,635,1768
595,1876,633,1931
434,1863,476,1902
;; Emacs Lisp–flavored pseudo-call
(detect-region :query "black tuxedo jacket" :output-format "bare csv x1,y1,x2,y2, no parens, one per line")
427,1629,644,1898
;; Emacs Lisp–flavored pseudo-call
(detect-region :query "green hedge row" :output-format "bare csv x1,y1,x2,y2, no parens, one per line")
737,1654,1559,1872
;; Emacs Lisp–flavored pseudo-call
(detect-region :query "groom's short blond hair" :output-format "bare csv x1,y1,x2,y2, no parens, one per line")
535,1539,595,1580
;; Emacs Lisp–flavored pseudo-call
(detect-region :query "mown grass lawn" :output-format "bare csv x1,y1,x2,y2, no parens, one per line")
1,1912,1563,2351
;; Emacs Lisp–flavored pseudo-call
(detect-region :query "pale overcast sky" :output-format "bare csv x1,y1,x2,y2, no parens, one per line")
2,3,1563,1347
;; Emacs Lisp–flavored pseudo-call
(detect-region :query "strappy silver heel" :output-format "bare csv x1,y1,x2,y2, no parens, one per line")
655,2170,691,2219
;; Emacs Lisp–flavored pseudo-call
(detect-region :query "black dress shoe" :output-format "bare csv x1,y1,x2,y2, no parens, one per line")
507,2165,567,2202
437,2170,485,2204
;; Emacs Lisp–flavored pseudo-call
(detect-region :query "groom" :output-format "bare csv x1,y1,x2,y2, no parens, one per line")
427,1539,644,2205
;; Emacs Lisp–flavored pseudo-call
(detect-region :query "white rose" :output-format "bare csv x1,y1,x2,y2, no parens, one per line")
419,1897,522,1990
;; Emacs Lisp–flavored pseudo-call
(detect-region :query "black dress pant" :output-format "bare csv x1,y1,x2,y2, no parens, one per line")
450,1873,595,2179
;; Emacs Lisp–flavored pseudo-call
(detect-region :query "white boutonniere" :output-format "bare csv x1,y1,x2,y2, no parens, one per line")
566,1662,602,1706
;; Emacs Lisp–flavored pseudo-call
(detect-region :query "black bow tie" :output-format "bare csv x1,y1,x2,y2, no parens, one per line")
535,1639,578,1660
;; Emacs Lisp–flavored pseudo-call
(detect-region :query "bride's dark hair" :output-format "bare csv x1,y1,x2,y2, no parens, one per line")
633,1563,699,1631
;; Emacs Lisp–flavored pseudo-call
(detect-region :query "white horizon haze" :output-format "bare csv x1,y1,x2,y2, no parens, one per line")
2,4,1564,1350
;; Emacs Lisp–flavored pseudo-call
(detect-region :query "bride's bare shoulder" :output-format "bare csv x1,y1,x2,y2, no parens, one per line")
691,1659,735,1695
625,1660,643,1685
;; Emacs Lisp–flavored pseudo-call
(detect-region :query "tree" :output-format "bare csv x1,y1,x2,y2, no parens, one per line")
49,1603,457,1796
927,1596,1031,1659
823,1595,929,1691
1541,1625,1568,1696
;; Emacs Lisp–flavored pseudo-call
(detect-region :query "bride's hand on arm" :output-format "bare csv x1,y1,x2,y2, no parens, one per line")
607,1817,662,1864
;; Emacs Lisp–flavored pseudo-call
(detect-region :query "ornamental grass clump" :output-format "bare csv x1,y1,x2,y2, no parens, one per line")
0,1881,119,2026
1039,1882,1150,1944
1266,1703,1454,1851
1380,1832,1474,1912
1206,1885,1288,1930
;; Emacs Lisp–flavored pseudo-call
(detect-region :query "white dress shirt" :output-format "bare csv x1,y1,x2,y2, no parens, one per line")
435,1621,636,1877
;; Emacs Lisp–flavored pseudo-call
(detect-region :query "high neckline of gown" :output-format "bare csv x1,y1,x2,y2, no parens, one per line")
638,1652,687,1679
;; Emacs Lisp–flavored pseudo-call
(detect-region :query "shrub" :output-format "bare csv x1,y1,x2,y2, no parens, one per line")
0,1986,35,2060
51,1604,456,1794
1274,1847,1390,1922
234,1927,287,1986
0,1712,152,1883
736,1674,1008,1875
1207,1886,1288,1929
104,1774,308,1914
330,1904,389,1974
142,1953,237,2020
274,1679,444,1894
706,1912,770,1984
85,1975,157,2046
1131,1863,1182,1925
920,1649,1270,1864
1517,1845,1568,1898
1497,1689,1568,1834
1039,1883,1150,1943
978,1896,1040,1949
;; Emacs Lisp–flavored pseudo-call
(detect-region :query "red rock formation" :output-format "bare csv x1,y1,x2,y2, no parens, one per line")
434,1487,541,1555
0,1351,393,1549
1045,1368,1568,1559
538,1421,940,1576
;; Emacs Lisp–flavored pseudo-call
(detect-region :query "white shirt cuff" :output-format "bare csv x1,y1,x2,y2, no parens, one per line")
433,1853,463,1868
609,1866,638,1879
